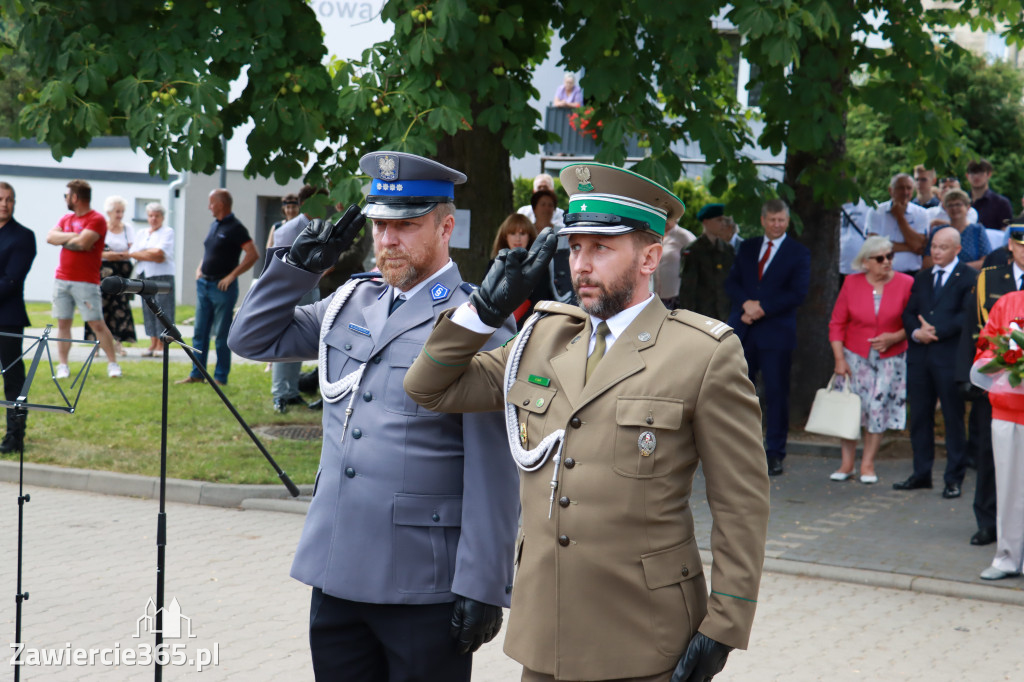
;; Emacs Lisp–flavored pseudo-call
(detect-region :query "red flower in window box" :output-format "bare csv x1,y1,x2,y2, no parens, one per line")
568,107,602,141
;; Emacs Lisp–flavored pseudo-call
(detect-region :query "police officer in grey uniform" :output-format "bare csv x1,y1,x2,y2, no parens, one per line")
228,151,519,681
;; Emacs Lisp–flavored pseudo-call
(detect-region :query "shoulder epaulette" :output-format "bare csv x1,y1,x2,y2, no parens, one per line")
459,282,477,294
349,271,382,280
667,309,732,340
534,300,588,320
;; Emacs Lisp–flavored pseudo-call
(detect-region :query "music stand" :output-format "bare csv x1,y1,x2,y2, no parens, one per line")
136,290,299,681
1,325,100,682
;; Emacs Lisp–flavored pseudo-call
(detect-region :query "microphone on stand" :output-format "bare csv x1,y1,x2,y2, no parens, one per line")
101,276,171,296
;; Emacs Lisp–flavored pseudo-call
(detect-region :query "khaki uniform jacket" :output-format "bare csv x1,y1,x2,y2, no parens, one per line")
404,298,770,680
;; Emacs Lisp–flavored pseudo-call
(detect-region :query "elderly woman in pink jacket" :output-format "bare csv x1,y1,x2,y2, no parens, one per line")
829,236,914,484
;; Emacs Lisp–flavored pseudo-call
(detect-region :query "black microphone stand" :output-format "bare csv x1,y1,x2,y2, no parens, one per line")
138,293,299,682
1,326,100,682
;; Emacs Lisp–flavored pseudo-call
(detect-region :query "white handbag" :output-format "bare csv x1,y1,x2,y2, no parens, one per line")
805,374,862,440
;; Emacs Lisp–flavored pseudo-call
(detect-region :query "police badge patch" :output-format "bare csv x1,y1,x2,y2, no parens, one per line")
378,154,398,181
430,282,450,301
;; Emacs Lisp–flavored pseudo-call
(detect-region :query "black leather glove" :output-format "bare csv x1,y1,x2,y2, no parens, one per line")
958,380,985,402
470,227,558,327
287,204,365,273
449,596,503,655
670,633,733,682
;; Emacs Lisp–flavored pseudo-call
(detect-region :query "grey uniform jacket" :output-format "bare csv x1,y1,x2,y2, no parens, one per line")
228,251,520,607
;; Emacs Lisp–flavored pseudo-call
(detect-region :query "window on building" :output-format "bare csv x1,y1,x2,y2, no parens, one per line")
723,33,762,109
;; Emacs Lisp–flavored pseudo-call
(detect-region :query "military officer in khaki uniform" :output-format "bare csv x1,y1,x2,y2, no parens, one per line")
404,163,770,682
677,203,734,321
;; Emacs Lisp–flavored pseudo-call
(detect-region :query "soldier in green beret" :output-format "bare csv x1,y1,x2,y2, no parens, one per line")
677,203,734,321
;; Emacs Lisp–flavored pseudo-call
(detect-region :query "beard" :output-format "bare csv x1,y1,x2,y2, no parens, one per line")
573,267,637,319
376,249,421,290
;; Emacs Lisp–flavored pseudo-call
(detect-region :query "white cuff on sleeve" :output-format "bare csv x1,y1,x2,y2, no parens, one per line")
451,302,498,334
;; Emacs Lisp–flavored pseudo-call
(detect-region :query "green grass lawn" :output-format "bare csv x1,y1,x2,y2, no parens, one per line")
2,360,322,485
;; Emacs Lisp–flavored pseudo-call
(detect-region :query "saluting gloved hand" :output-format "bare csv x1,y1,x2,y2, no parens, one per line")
470,227,558,327
449,595,503,655
670,632,733,682
287,204,366,274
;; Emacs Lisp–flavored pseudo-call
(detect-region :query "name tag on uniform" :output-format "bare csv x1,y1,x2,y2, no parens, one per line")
348,323,371,336
528,374,550,387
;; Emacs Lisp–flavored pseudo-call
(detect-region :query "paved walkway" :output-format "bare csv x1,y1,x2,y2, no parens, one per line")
5,330,1023,679
2,481,1022,681
691,453,1024,601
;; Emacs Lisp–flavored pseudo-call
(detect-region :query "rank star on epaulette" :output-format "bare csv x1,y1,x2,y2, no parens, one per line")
430,282,451,301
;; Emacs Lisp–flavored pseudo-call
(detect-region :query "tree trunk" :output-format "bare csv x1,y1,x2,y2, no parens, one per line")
435,103,513,285
786,147,842,425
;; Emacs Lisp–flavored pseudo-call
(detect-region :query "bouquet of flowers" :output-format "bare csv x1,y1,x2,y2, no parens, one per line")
971,318,1024,394
568,107,602,141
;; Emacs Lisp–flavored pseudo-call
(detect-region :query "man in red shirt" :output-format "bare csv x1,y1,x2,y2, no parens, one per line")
46,180,122,378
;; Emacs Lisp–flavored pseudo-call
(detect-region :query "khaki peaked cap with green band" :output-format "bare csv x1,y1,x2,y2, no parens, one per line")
557,162,685,238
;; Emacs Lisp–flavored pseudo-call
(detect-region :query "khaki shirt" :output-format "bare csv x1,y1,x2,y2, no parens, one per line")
405,299,770,680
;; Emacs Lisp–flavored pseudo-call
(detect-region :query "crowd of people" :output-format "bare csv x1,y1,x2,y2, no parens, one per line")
2,152,1023,679
835,161,1024,582
494,162,1023,586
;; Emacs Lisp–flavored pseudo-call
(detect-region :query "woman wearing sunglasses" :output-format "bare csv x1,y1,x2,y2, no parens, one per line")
828,236,915,483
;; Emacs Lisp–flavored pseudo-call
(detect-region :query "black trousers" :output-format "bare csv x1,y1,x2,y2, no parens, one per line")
744,345,792,462
970,398,997,531
908,360,967,486
0,326,26,403
309,588,471,682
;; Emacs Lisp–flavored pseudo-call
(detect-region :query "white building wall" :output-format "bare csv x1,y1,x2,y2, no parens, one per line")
0,139,295,305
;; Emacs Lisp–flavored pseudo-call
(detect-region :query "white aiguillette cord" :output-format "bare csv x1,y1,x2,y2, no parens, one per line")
503,312,566,517
316,278,370,442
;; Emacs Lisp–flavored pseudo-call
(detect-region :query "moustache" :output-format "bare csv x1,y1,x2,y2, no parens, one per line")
377,249,408,262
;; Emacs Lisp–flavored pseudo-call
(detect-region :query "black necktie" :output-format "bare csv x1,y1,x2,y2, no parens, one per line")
389,295,406,316
933,269,945,297
1019,273,1023,291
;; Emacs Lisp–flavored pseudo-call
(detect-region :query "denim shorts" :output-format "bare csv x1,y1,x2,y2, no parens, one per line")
52,279,103,321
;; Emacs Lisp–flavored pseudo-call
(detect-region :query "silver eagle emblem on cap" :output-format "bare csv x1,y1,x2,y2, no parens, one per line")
575,166,594,192
378,155,398,181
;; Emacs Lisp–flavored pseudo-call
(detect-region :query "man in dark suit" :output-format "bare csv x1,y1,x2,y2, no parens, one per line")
725,199,811,476
955,223,1024,544
0,182,37,454
896,227,978,498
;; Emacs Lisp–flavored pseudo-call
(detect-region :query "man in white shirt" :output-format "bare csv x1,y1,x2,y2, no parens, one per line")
866,173,929,274
839,198,869,276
